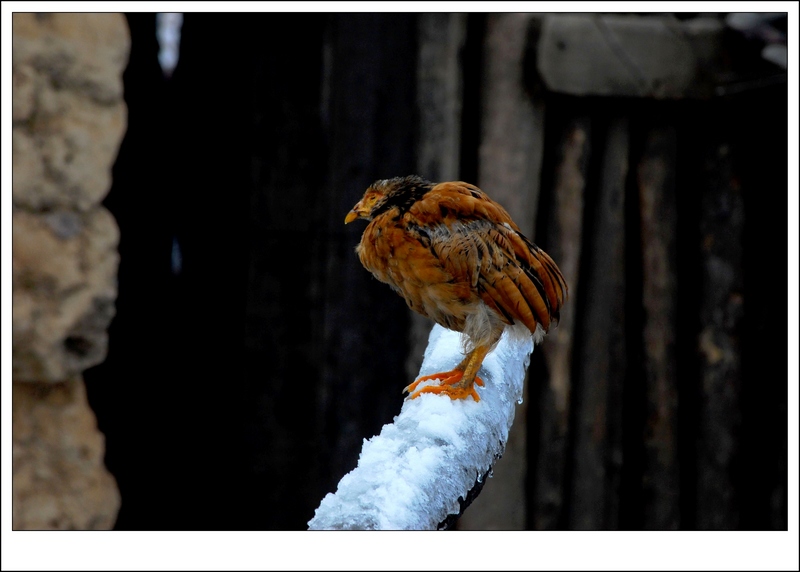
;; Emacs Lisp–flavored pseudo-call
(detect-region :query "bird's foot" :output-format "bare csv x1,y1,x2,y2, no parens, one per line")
403,369,484,402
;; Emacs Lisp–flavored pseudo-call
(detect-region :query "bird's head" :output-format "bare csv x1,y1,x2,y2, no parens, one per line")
345,175,434,224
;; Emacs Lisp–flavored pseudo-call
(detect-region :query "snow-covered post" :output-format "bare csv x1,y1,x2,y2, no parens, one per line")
308,324,533,530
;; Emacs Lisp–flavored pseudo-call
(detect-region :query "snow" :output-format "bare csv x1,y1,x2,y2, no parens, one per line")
308,323,534,530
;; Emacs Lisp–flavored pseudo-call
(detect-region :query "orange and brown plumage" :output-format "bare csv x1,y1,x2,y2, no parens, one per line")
345,175,567,402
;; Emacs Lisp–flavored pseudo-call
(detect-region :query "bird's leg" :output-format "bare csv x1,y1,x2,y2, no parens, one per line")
404,344,492,402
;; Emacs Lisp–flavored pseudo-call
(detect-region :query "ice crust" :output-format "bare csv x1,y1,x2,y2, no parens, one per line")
308,324,534,530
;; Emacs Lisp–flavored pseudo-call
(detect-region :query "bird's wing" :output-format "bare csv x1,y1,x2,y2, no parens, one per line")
407,181,567,332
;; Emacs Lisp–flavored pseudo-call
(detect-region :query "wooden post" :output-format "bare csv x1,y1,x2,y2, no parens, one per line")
407,13,467,383
458,13,545,530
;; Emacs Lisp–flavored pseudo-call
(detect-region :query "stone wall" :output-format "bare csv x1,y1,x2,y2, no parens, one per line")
12,13,129,530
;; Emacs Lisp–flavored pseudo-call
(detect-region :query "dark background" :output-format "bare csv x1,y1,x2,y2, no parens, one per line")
84,12,788,530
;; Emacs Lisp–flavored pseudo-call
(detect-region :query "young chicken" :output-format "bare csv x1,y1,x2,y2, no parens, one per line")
345,175,567,402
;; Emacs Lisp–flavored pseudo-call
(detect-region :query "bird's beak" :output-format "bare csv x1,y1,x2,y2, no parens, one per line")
345,200,367,224
344,210,359,224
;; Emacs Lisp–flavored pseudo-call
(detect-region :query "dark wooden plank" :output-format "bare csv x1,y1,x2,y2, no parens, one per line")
316,13,417,496
696,138,744,529
568,115,628,530
638,125,680,530
734,83,788,531
533,114,589,529
241,14,328,529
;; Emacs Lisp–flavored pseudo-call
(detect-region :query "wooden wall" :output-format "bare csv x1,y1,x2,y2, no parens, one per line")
84,12,788,530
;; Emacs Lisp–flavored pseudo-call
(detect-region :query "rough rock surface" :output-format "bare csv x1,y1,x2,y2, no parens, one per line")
12,13,129,530
12,380,121,530
12,13,129,211
13,209,119,382
13,13,127,382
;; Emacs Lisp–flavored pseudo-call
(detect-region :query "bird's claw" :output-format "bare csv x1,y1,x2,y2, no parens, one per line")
403,369,462,395
403,369,484,402
407,383,481,402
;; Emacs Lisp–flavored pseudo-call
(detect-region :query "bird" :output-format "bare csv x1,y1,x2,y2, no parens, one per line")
345,175,567,402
